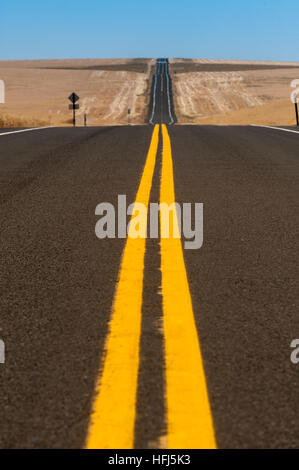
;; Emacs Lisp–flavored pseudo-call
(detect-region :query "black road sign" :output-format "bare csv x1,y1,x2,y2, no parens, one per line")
68,92,80,104
68,92,80,127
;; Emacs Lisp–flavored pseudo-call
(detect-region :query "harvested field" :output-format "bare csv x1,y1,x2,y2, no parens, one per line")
0,59,154,127
1,57,299,127
170,59,299,126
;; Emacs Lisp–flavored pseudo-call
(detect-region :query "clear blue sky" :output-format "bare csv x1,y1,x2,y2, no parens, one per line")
1,0,298,61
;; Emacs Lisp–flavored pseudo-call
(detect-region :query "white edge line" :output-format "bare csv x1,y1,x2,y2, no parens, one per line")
164,61,174,125
149,75,157,125
166,70,174,125
251,124,299,135
0,126,55,137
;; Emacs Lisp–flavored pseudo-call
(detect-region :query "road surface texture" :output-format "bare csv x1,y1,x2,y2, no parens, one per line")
1,60,299,449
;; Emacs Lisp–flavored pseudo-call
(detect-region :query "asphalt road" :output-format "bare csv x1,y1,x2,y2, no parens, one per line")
1,123,299,449
2,56,299,449
168,124,299,449
148,58,177,125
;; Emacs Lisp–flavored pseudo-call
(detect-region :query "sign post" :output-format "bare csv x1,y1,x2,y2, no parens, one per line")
294,93,299,126
68,92,80,127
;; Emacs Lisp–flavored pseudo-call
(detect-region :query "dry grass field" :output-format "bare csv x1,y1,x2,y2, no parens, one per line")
1,57,299,127
0,59,154,127
170,59,299,126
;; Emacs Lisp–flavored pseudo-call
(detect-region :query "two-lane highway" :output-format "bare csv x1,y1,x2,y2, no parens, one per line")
148,59,177,125
1,69,299,449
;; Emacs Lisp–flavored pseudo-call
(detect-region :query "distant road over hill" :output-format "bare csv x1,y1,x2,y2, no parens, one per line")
147,58,177,125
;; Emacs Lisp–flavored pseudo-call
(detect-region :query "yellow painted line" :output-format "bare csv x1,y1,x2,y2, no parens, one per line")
86,124,160,449
160,124,216,449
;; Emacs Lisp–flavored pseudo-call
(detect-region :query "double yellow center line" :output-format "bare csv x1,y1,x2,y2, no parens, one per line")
86,124,216,449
